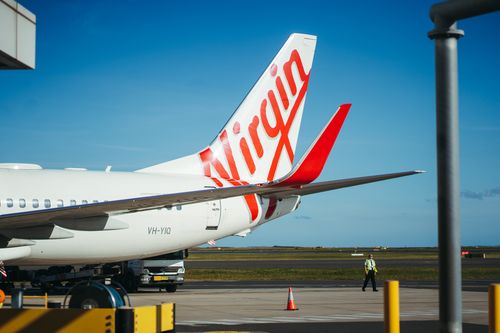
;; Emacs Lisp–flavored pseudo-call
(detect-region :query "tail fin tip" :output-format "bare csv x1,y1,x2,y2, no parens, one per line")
138,33,319,182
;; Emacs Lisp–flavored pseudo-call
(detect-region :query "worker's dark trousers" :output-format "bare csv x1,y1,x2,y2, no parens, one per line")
363,270,377,290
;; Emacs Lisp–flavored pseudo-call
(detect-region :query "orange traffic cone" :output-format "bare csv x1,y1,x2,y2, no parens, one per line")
0,289,4,309
285,287,298,310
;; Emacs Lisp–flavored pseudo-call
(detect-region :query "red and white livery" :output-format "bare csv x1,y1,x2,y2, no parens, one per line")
0,34,421,264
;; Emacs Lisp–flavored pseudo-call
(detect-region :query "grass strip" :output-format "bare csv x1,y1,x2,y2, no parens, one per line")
186,267,500,281
188,252,500,261
187,253,440,261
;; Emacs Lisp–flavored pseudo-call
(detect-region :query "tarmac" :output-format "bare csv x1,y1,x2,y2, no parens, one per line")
6,283,491,332
127,286,488,333
8,254,497,332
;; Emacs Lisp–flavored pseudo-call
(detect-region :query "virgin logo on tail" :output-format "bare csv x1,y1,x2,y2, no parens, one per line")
198,49,311,221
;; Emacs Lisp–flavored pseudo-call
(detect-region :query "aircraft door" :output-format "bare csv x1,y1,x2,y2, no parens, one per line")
205,200,221,230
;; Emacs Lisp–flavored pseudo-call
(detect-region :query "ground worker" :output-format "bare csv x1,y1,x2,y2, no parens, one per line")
362,254,378,292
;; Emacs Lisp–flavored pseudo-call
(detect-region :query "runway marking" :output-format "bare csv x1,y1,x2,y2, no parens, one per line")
177,309,487,326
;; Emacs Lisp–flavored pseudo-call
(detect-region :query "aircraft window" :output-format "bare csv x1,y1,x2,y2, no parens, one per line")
57,199,64,207
32,199,39,208
19,199,26,208
70,200,77,206
44,199,51,208
6,198,13,208
82,200,88,204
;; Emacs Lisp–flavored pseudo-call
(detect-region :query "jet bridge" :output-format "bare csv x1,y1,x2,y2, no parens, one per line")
0,0,36,69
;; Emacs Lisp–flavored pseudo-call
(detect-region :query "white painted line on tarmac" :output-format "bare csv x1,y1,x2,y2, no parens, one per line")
177,309,488,326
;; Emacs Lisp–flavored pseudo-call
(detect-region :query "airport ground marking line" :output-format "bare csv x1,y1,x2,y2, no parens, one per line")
279,315,378,320
463,309,487,313
292,315,368,321
177,309,488,326
178,314,385,326
240,318,292,324
179,320,238,326
211,319,244,325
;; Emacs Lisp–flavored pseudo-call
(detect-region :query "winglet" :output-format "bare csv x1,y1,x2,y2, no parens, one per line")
276,104,351,186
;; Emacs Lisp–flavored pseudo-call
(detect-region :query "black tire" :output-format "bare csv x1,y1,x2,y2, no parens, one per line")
121,272,138,293
165,285,177,293
0,282,14,293
40,282,53,293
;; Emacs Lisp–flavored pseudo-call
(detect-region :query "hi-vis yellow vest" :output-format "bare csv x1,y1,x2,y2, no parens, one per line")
365,259,377,272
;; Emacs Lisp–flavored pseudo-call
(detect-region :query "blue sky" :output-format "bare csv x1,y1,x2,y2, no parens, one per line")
1,1,499,247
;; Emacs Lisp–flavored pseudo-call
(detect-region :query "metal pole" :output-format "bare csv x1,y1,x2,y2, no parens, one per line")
429,20,464,333
11,288,24,309
428,2,500,332
430,0,500,22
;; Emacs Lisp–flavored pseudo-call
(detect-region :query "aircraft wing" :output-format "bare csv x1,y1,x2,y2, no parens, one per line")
0,170,420,230
265,170,423,198
0,184,270,229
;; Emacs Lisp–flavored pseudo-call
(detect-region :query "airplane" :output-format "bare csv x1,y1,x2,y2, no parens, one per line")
0,33,422,265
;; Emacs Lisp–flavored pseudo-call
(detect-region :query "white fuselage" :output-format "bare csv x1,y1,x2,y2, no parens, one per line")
0,169,299,265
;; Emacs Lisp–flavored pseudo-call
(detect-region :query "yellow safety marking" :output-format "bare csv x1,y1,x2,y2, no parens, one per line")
490,284,500,333
56,309,115,333
0,309,47,332
384,280,400,333
159,303,174,332
160,303,175,332
0,303,174,332
0,308,115,333
135,305,157,333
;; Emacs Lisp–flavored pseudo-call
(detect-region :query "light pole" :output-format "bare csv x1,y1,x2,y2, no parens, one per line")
428,1,500,333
